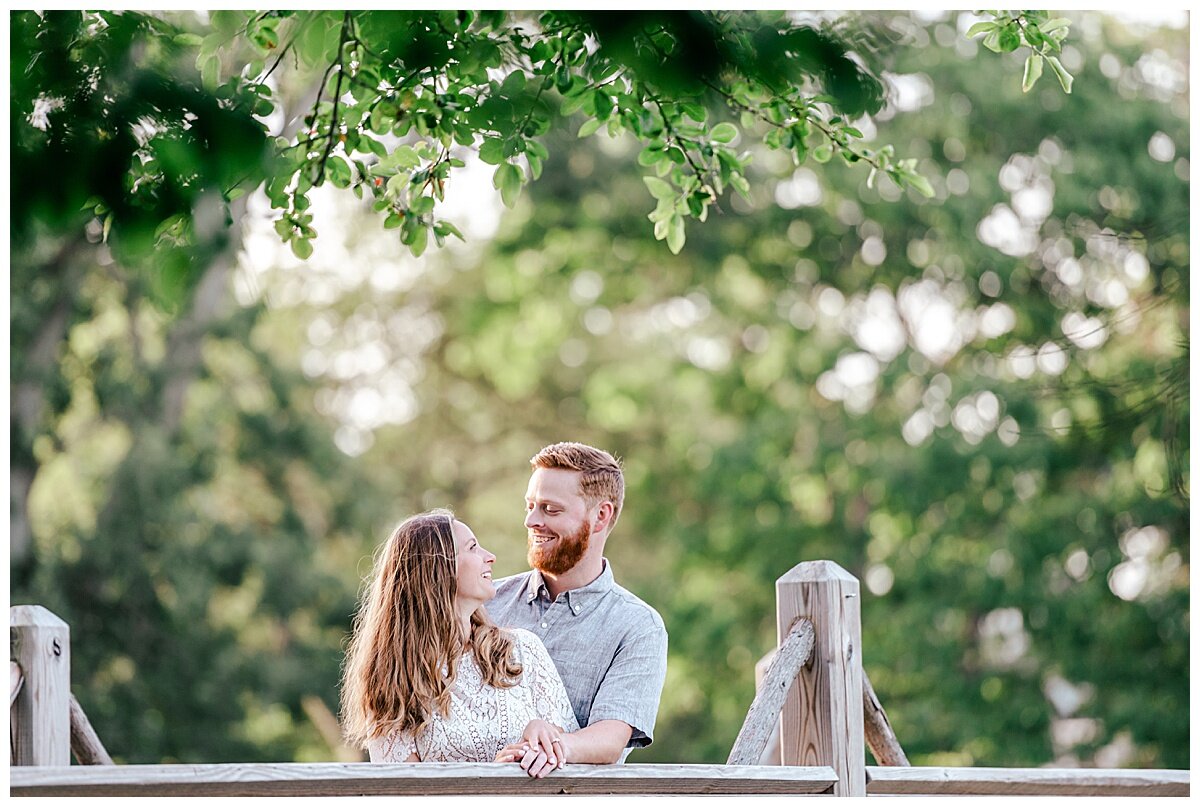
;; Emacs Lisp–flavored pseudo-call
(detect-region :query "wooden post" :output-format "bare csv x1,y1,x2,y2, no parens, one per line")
776,561,865,796
10,605,71,766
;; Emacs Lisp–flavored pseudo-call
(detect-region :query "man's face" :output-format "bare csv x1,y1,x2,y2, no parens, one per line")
524,467,595,575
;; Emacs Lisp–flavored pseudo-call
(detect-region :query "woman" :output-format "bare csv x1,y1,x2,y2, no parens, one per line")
341,509,578,776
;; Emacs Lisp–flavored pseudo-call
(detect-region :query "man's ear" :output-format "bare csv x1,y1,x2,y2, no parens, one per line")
593,500,615,535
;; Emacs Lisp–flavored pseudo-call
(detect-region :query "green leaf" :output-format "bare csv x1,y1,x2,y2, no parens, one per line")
478,138,505,165
578,118,603,138
730,174,751,201
291,237,313,260
638,146,666,167
1040,17,1071,34
904,173,935,198
1022,53,1044,93
710,122,738,143
966,21,998,37
410,223,429,257
998,24,1021,53
982,30,1003,53
299,12,333,67
173,33,203,47
358,137,384,158
390,145,421,170
500,68,527,96
812,144,833,164
560,92,588,115
1023,23,1049,51
434,220,465,241
494,162,523,208
643,176,674,200
682,103,707,123
199,53,220,90
326,155,352,188
666,214,685,254
1045,55,1074,93
411,196,435,216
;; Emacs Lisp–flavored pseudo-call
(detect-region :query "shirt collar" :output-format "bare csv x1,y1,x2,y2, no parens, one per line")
523,559,615,608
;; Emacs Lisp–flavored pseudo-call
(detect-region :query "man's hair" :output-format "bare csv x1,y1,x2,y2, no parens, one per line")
531,442,625,533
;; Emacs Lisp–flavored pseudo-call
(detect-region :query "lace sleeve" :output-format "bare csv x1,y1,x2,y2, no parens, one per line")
514,630,580,732
367,728,418,762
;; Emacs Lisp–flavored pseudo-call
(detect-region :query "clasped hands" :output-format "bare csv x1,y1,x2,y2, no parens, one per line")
493,719,568,778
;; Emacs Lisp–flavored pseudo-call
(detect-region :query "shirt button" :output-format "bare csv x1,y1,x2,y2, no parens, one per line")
541,622,548,629
573,606,581,613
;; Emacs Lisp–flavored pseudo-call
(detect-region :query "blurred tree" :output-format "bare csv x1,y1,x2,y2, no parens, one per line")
11,10,382,762
11,9,1187,771
249,11,1185,767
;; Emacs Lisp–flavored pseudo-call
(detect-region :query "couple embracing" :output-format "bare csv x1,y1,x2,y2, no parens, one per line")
340,442,669,777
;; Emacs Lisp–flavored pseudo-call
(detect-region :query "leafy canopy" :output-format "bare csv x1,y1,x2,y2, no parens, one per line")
14,9,1070,286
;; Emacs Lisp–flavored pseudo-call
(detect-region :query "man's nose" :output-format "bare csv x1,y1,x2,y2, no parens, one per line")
524,509,541,529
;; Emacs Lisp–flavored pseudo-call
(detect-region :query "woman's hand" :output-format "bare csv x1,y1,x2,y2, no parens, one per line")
494,719,568,778
493,742,527,763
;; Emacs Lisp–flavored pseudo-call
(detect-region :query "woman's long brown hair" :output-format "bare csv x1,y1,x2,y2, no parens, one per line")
340,509,522,748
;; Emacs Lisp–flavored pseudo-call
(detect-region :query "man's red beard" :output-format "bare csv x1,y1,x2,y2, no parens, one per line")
527,518,591,575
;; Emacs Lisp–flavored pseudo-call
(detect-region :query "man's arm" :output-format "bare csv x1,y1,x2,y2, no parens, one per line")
495,719,631,777
559,719,632,764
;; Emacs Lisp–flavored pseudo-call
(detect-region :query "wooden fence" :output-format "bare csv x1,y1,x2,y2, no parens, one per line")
9,561,1190,797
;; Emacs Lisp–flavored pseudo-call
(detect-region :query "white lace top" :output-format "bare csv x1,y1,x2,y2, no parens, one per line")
367,628,580,762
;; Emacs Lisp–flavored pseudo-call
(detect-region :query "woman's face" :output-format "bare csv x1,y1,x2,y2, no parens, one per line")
452,520,497,607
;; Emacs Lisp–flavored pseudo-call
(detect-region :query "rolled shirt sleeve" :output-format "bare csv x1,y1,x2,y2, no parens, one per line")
588,619,668,748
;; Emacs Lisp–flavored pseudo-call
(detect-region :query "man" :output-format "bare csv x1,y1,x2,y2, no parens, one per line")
486,441,668,775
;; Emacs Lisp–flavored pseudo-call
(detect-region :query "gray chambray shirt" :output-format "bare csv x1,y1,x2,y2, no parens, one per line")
486,559,668,759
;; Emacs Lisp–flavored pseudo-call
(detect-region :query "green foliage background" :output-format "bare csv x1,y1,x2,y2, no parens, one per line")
10,10,1188,768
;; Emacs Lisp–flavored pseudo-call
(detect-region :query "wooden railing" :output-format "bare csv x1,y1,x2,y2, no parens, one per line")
9,761,839,796
10,561,1190,797
10,762,1187,797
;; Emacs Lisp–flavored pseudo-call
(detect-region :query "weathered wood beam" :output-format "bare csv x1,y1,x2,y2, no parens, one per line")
727,618,814,766
865,766,1189,796
752,649,782,764
10,762,840,796
862,672,909,766
69,694,114,766
10,660,23,708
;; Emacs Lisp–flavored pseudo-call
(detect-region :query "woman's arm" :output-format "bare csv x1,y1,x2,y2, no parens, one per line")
367,731,419,763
